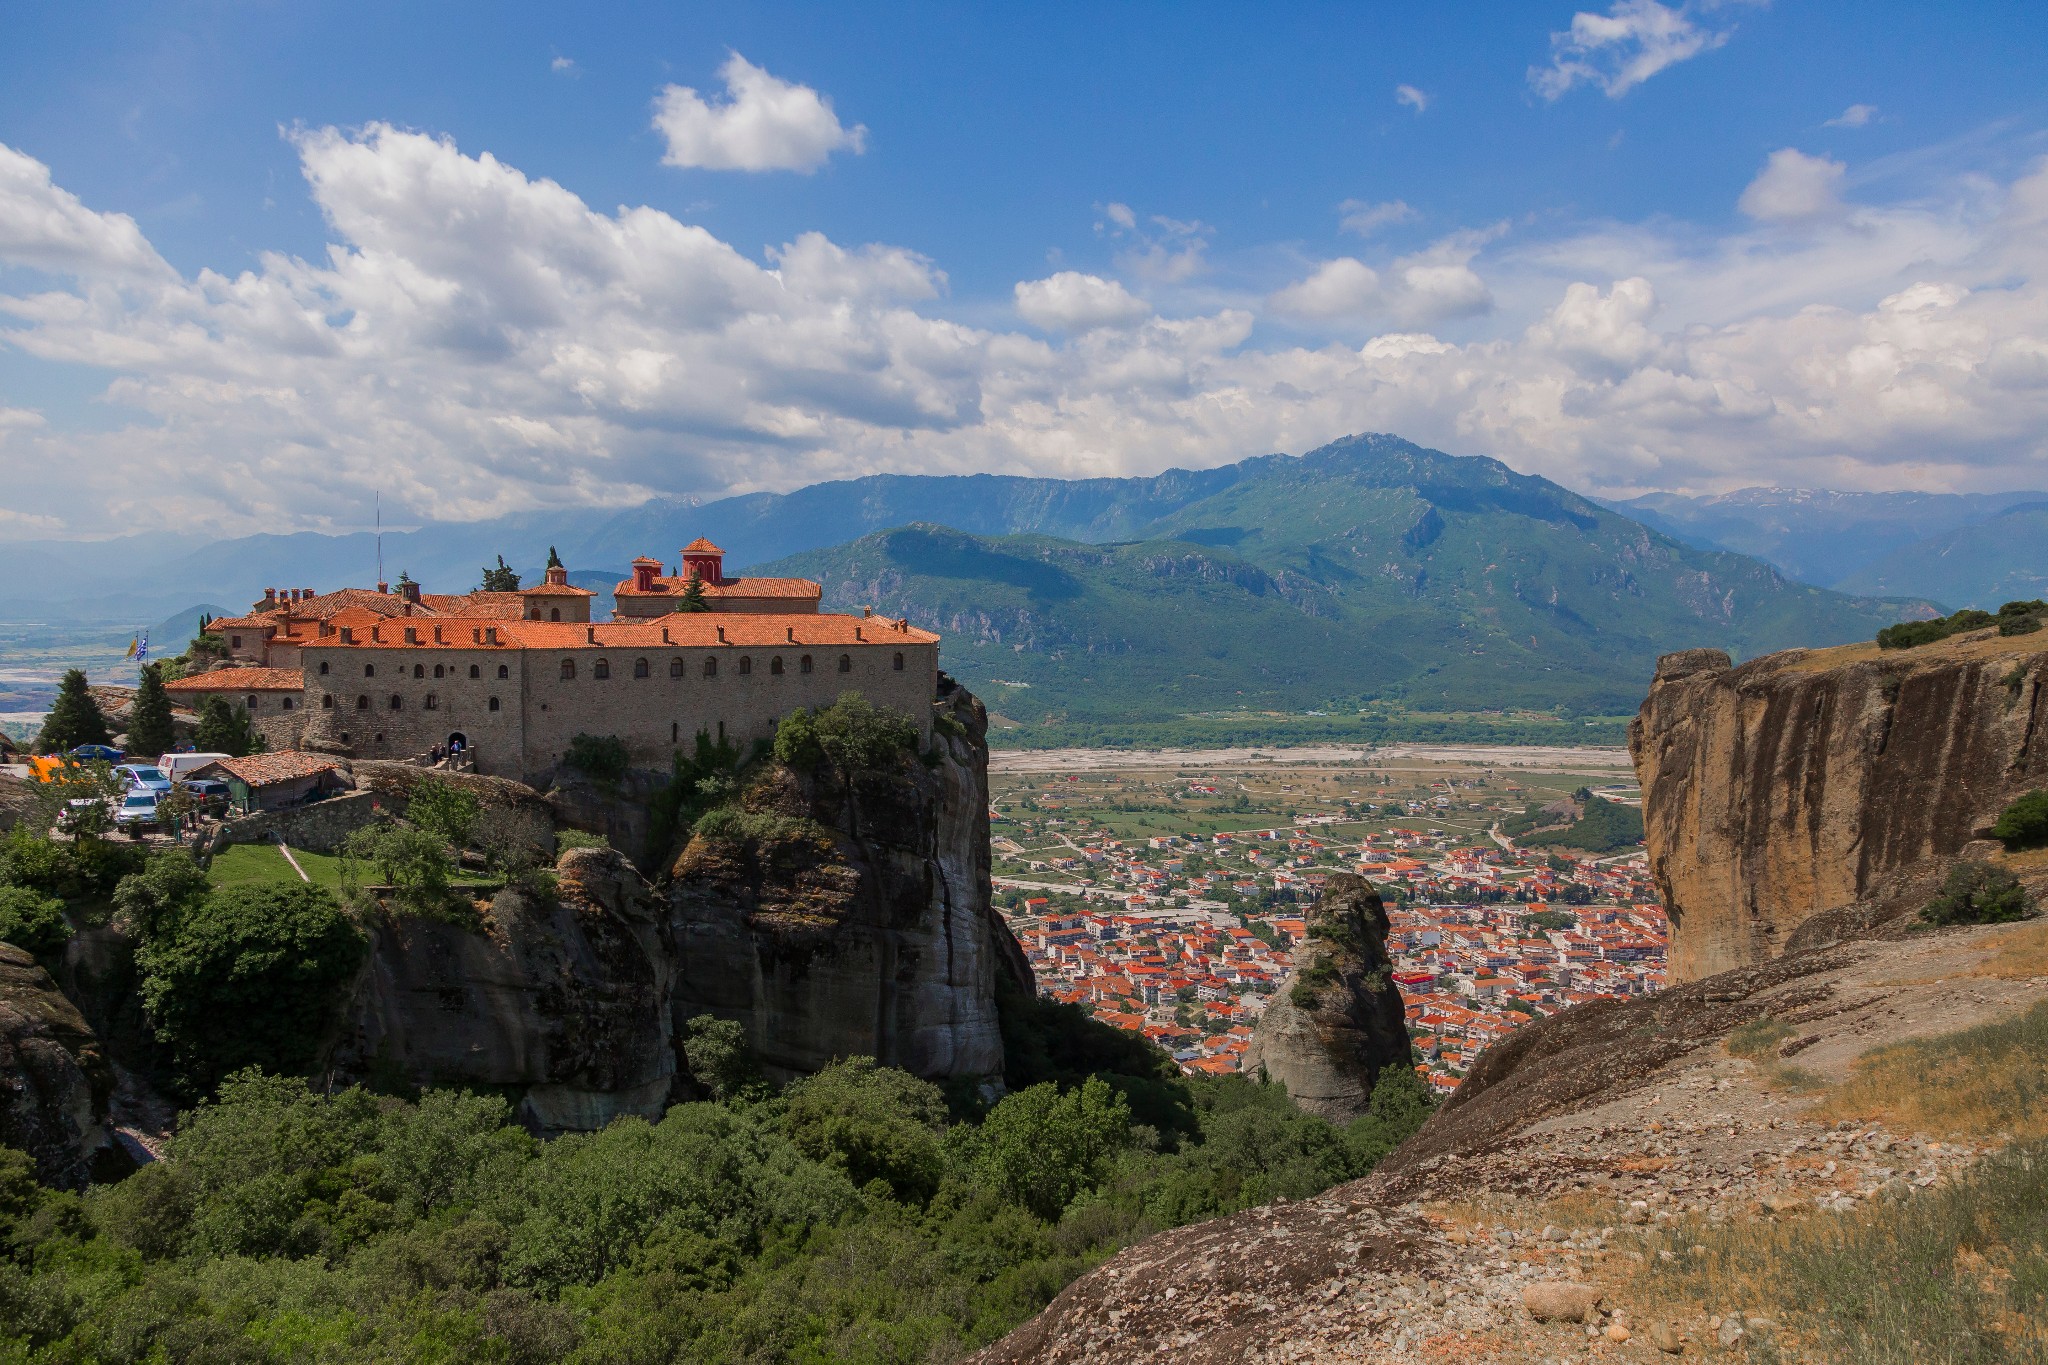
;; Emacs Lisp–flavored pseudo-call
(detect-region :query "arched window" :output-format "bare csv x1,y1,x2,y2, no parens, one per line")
469,664,480,679
389,694,403,710
634,658,649,678
560,659,576,680
322,694,334,710
434,664,445,679
670,658,684,677
529,607,541,620
318,661,330,676
770,656,784,676
246,695,259,709
593,659,610,680
703,657,718,678
549,607,561,622
671,722,679,743
497,664,509,679
365,664,376,678
424,694,438,710
230,636,242,649
738,656,752,676
357,695,369,710
800,654,813,675
488,696,501,712
838,654,852,673
413,664,425,679
893,651,905,672
281,697,294,711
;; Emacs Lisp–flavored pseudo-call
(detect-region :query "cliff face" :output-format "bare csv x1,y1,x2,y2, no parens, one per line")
0,944,128,1188
664,679,1009,1083
1633,631,2048,981
1242,874,1410,1121
333,846,674,1132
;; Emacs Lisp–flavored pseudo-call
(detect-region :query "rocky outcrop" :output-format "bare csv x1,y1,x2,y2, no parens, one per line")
331,846,674,1132
0,944,127,1188
1243,873,1410,1121
665,679,1011,1084
0,773,37,834
1632,630,2048,980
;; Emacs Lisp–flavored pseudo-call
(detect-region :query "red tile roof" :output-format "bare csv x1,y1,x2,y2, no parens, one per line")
683,537,725,554
614,575,821,600
307,611,937,650
165,667,305,692
197,750,340,787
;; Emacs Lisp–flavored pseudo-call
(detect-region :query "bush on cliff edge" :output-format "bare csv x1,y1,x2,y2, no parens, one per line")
1920,861,2032,927
1991,789,2048,851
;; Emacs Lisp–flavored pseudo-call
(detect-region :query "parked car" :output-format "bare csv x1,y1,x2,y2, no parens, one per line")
158,752,231,782
112,791,160,830
69,744,123,763
56,798,104,832
181,779,232,813
115,764,173,796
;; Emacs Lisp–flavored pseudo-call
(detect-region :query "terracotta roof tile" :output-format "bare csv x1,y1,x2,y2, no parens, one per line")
306,610,936,649
614,575,821,599
683,537,725,554
165,667,305,692
520,582,594,597
199,751,340,787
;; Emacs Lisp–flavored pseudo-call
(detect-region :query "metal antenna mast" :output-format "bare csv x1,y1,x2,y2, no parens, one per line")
375,492,384,586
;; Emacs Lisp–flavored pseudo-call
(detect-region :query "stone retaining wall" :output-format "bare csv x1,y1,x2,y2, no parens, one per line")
217,790,384,854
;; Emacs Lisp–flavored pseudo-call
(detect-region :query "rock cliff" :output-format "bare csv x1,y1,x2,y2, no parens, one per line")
332,846,675,1132
664,678,1010,1083
1242,873,1410,1121
0,944,127,1188
1632,630,2048,980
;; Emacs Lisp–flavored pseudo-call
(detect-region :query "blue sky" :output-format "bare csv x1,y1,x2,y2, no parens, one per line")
2,1,2046,536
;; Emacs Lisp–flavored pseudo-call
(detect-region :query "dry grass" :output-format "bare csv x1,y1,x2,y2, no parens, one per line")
1816,998,2048,1142
1970,918,2048,980
1725,1017,1826,1093
1633,1140,2048,1365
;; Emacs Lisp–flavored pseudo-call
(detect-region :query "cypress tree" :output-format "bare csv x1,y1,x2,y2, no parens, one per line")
546,546,563,570
479,555,522,592
36,669,112,753
128,663,176,758
193,697,261,758
678,573,711,612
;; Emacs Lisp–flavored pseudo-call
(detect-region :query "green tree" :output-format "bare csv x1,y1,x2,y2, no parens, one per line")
479,555,522,592
406,778,481,850
127,663,176,758
36,669,112,753
1991,789,2048,851
546,545,563,570
193,696,262,757
677,572,710,612
682,1014,762,1101
974,1076,1134,1220
137,883,367,1093
773,692,918,778
564,733,629,781
111,849,212,940
342,821,454,909
0,885,70,961
1921,861,2032,927
781,1057,949,1204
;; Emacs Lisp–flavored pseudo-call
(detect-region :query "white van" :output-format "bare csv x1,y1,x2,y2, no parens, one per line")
158,752,232,782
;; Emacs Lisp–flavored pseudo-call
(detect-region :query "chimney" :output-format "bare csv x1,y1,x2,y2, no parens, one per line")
661,627,670,643
855,626,864,641
433,625,444,644
264,587,277,607
401,578,422,605
301,587,312,600
632,557,660,592
371,624,383,643
546,564,569,587
786,626,795,643
716,625,726,643
340,626,354,643
378,581,389,594
863,606,872,618
484,626,497,645
586,625,596,644
404,626,418,645
471,627,480,644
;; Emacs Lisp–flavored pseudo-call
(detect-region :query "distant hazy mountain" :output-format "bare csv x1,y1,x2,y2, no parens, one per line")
765,436,1930,723
1835,503,2048,607
1604,488,2048,593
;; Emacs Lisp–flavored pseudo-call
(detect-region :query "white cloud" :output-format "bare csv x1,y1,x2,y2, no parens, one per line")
1530,0,1744,101
1269,258,1383,321
4,129,2048,537
1739,148,1846,221
1015,272,1151,331
1101,208,1211,283
1395,84,1430,113
550,55,577,75
1826,103,1877,128
652,53,866,173
1338,199,1416,236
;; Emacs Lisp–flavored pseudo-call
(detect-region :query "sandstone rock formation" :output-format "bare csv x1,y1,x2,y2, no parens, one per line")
0,944,127,1188
0,772,37,834
332,845,674,1132
1632,630,2048,980
664,678,1011,1083
1242,873,1410,1121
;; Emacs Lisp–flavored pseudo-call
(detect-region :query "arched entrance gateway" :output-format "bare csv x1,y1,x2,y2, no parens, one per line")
446,732,469,754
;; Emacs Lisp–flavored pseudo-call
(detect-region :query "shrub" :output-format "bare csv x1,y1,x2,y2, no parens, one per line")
1991,790,2048,851
1999,614,2043,637
773,692,918,776
137,883,367,1094
0,825,146,903
1920,861,2032,927
0,886,69,961
1876,607,1996,650
110,850,210,940
689,807,825,845
563,733,628,782
342,821,455,910
681,1014,762,1101
555,828,608,855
